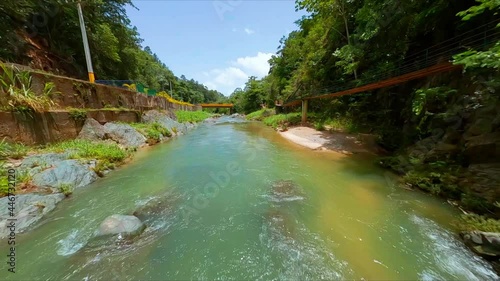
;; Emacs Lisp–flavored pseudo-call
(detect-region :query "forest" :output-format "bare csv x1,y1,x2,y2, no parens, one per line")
232,0,500,216
0,0,226,104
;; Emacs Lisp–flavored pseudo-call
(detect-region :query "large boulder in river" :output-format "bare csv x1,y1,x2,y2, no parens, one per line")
78,118,106,141
103,122,147,148
461,231,500,259
95,215,145,238
32,159,98,189
0,193,65,239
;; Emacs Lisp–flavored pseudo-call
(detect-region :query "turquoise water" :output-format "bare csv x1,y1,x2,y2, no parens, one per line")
1,118,498,280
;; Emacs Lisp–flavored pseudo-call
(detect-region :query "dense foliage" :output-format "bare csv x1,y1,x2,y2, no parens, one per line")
0,0,227,104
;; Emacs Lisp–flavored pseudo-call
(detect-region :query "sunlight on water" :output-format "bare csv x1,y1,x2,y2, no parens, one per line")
0,117,498,280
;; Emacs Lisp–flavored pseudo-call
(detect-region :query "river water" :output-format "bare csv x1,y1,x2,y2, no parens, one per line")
1,117,498,280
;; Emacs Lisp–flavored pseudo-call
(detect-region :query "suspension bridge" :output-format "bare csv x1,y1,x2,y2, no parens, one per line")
282,21,500,123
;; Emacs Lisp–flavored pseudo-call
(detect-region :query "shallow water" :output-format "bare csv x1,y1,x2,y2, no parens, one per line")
1,117,498,280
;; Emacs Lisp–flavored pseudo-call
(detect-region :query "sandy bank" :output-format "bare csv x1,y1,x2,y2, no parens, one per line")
279,126,381,155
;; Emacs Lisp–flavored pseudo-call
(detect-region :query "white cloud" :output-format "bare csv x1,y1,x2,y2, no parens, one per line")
202,52,274,96
244,28,255,35
234,52,273,77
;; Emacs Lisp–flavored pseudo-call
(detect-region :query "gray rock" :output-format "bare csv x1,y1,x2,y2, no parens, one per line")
0,193,65,238
103,123,147,148
32,160,98,189
78,118,106,141
19,153,67,170
464,132,500,164
142,110,192,136
95,215,145,238
461,231,500,259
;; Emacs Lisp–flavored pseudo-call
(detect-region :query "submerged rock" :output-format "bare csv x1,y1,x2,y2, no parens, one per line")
95,215,146,238
461,231,500,259
0,193,65,239
269,180,304,202
32,159,98,189
103,123,147,148
132,196,174,222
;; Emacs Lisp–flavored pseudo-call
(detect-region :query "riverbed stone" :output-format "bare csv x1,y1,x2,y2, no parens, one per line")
103,122,147,148
78,118,106,141
461,231,500,259
0,193,65,239
32,159,98,189
269,180,304,202
95,215,146,238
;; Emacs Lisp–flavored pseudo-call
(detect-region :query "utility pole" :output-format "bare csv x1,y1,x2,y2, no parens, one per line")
77,1,95,83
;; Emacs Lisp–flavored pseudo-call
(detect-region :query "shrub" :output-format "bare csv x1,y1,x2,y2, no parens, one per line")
43,140,128,163
0,63,57,113
58,183,74,197
175,110,212,123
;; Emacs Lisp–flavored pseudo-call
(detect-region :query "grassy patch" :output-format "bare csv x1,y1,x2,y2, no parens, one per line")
0,138,29,160
58,183,74,197
175,110,212,123
323,117,359,133
130,122,171,143
456,213,500,232
263,113,301,129
68,108,87,121
43,139,128,163
246,109,275,121
93,160,116,177
0,164,8,197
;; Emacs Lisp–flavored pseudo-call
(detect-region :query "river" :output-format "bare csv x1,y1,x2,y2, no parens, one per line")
1,117,498,280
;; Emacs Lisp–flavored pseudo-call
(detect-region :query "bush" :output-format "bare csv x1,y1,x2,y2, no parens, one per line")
0,63,57,113
175,110,212,123
58,183,74,197
43,139,128,163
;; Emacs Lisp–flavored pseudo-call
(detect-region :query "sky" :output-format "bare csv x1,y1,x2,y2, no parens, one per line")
126,0,305,96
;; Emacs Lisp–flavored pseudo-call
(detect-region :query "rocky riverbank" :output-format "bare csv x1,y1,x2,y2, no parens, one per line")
0,110,201,239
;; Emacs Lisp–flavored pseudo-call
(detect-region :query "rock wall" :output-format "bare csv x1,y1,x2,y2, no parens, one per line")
0,110,141,144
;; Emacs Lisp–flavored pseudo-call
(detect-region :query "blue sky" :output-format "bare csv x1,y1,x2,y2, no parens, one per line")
126,1,305,95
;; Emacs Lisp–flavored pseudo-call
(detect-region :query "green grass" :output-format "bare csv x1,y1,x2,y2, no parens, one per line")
0,163,8,197
58,183,74,197
246,109,275,121
175,110,212,123
43,139,128,163
322,117,359,133
456,213,500,232
263,113,301,129
0,138,29,160
130,122,171,143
